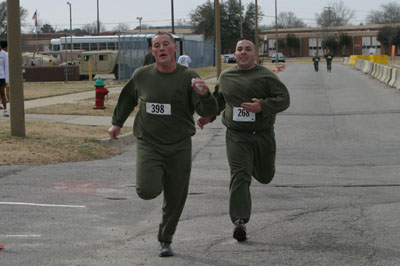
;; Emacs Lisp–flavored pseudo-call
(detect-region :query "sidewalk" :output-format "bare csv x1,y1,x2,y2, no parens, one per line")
1,77,218,126
0,77,218,144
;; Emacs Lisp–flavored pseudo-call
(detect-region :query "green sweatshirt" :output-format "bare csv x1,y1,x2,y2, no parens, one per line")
214,65,290,132
112,64,218,144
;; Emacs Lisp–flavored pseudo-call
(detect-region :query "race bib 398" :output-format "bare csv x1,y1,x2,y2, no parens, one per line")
146,102,171,115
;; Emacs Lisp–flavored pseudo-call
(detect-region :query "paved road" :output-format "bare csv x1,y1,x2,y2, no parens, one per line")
1,62,400,266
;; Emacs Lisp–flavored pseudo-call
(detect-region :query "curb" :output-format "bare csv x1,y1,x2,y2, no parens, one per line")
96,132,136,147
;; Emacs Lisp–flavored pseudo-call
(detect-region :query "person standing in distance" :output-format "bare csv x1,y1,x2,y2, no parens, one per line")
177,51,192,67
312,52,320,72
325,48,334,73
197,39,290,242
0,40,9,117
143,46,155,66
108,32,218,257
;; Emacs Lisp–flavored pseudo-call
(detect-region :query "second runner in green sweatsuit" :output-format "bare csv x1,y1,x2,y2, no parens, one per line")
198,39,290,242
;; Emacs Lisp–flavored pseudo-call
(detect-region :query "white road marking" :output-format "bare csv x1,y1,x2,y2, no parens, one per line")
0,202,86,208
3,235,42,238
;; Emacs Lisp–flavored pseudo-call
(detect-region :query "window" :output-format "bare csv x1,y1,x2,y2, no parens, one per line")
82,43,89,50
99,55,107,61
107,42,115,50
90,43,98,50
73,43,81,50
99,42,107,50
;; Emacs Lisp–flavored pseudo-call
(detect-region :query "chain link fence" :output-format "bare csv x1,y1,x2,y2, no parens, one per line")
117,36,215,81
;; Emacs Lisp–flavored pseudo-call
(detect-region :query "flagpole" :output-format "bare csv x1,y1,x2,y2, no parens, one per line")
32,9,38,52
35,11,38,52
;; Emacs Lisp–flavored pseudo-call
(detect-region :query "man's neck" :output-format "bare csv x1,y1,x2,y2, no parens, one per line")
156,62,177,73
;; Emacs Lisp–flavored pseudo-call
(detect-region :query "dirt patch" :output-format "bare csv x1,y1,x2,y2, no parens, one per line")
0,120,131,165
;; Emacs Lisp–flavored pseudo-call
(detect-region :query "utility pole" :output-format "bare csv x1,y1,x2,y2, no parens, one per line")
274,0,278,68
239,0,243,38
6,0,26,137
97,0,100,35
67,2,72,64
171,0,175,34
255,0,259,53
215,0,221,78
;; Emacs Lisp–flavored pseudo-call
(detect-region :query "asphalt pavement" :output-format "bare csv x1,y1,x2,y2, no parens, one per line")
1,63,400,266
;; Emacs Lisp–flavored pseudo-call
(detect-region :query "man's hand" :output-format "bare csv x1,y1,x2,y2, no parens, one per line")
108,125,121,139
192,78,208,96
196,117,211,130
241,98,262,113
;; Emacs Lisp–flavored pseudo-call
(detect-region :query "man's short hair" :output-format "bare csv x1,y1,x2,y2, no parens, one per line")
0,40,7,49
236,38,256,50
152,32,175,44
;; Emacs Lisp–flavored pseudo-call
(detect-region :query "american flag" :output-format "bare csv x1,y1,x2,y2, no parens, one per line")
32,10,37,26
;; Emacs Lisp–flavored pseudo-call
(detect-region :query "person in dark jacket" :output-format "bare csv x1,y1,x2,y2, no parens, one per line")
325,49,334,72
312,52,320,72
197,39,290,242
109,32,218,257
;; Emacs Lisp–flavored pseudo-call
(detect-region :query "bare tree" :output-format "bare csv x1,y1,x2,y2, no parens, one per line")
366,2,400,25
0,1,28,38
276,11,307,28
81,21,106,34
315,1,354,26
112,23,130,32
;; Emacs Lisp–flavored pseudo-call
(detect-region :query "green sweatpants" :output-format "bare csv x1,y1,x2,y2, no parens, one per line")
225,129,276,224
135,137,192,243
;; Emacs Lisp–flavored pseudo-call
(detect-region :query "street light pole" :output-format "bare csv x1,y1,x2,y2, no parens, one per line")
137,17,142,33
97,0,100,35
66,2,72,64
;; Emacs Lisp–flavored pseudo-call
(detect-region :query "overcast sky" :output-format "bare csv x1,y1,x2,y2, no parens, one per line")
19,0,388,32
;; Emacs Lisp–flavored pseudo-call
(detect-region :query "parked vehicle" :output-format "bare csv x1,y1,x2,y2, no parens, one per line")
271,53,285,63
78,50,134,80
223,54,236,63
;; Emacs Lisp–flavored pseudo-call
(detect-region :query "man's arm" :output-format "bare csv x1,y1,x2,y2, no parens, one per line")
109,77,138,137
259,74,290,116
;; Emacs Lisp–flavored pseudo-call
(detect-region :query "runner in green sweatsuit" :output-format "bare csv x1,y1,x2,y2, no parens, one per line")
109,33,218,257
198,39,290,242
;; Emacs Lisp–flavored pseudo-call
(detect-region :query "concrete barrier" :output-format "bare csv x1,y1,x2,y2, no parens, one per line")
383,67,393,85
349,55,358,66
392,68,400,90
370,63,377,77
379,66,388,83
368,62,376,75
343,57,350,65
388,67,398,88
362,60,372,74
370,55,389,65
375,64,384,80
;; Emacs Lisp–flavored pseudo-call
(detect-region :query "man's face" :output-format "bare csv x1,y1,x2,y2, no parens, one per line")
234,40,257,70
152,34,177,67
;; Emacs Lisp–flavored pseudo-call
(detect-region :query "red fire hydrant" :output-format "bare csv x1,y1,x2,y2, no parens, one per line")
93,78,109,109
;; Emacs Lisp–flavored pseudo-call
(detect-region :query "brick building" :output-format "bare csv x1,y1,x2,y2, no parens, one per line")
260,24,392,57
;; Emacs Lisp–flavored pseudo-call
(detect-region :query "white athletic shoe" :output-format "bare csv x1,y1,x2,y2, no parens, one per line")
3,109,9,117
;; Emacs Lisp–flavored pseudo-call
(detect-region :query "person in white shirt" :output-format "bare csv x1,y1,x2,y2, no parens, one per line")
177,51,192,67
0,41,9,117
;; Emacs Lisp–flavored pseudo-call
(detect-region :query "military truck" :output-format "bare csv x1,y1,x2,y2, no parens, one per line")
78,50,138,80
21,52,58,66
